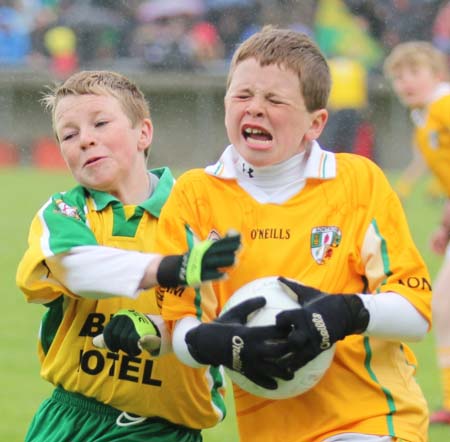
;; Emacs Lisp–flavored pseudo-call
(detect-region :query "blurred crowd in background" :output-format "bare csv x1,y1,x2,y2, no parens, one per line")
2,0,449,74
1,0,450,163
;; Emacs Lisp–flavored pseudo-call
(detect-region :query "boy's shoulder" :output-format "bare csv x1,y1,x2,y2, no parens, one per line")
45,184,88,209
334,152,385,181
176,168,211,184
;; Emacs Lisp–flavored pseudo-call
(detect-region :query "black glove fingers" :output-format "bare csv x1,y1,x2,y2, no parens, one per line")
124,328,142,357
219,297,266,323
203,253,236,269
209,234,241,253
258,360,295,381
276,351,304,372
103,316,142,356
278,277,324,305
255,339,291,360
245,372,278,390
103,316,127,352
118,321,140,356
201,269,224,282
275,308,305,329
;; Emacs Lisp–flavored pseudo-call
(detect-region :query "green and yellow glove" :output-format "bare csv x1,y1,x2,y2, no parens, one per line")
94,309,161,357
157,230,241,288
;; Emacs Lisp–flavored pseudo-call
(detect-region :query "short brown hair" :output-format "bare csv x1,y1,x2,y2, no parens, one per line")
42,70,151,132
227,26,330,111
383,41,449,80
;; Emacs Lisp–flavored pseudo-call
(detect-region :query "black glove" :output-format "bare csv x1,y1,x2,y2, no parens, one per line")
99,309,161,357
185,297,293,390
276,277,369,371
157,231,241,288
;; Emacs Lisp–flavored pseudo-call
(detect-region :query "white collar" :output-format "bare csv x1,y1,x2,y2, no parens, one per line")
410,82,450,127
205,140,336,181
204,141,336,204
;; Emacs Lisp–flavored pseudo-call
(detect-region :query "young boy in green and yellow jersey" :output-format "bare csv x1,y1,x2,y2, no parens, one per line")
15,70,241,442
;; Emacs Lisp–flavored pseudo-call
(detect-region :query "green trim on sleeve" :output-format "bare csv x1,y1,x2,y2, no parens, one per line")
40,296,64,355
371,219,392,277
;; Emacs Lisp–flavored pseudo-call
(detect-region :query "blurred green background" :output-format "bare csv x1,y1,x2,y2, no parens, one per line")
1,168,448,441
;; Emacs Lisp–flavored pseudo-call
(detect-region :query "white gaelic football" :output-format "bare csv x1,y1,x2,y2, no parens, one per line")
221,276,336,400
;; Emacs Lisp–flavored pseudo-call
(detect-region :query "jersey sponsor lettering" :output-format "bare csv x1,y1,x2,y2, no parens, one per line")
398,276,432,291
155,286,185,309
78,349,162,386
78,313,162,387
250,228,291,240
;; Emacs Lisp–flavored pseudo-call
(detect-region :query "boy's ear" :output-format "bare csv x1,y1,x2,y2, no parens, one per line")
138,118,153,153
304,109,328,142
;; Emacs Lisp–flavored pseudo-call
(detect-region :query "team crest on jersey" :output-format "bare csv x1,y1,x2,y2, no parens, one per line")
310,226,342,265
428,130,439,149
54,198,81,220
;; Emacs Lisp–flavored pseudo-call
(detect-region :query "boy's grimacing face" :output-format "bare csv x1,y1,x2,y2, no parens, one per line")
224,58,327,167
390,64,441,109
54,94,152,193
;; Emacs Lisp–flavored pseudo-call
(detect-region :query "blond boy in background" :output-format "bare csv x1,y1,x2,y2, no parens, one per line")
384,41,450,425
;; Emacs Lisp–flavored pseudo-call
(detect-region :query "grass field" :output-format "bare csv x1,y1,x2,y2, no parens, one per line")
1,167,449,441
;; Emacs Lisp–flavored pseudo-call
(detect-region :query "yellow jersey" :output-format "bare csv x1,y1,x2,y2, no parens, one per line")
156,147,432,442
412,83,450,197
16,167,226,430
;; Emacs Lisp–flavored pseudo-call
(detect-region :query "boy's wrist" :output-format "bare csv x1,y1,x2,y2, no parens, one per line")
440,199,450,234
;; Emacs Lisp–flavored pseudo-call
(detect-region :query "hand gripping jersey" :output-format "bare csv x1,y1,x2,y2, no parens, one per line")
156,146,432,442
412,83,450,197
16,167,227,430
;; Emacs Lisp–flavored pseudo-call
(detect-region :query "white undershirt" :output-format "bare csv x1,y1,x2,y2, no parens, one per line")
235,151,307,203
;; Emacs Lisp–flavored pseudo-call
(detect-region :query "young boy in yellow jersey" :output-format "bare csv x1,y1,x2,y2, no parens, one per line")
15,70,243,442
384,41,450,425
104,27,432,441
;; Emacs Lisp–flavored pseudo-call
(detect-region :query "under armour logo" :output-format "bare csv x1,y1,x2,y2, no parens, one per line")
242,163,254,178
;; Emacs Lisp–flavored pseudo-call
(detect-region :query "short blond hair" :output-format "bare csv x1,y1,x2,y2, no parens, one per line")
227,26,330,112
42,70,151,132
383,41,449,80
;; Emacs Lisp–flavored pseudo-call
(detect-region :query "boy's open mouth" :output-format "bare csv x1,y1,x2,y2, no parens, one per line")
242,125,273,143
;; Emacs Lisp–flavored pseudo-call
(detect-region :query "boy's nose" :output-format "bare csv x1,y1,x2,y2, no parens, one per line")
245,98,265,117
79,130,96,149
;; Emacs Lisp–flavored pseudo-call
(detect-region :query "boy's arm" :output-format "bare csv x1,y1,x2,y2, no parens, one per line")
46,233,241,299
394,147,427,198
430,198,450,254
17,192,241,303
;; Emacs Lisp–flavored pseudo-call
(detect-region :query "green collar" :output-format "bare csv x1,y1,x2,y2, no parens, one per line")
86,167,174,218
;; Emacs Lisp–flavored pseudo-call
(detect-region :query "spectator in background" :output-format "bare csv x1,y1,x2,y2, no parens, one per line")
57,0,136,65
240,0,317,42
343,0,443,52
433,1,450,61
0,0,31,65
132,0,222,71
205,0,257,61
315,0,383,156
384,40,450,425
24,0,69,67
